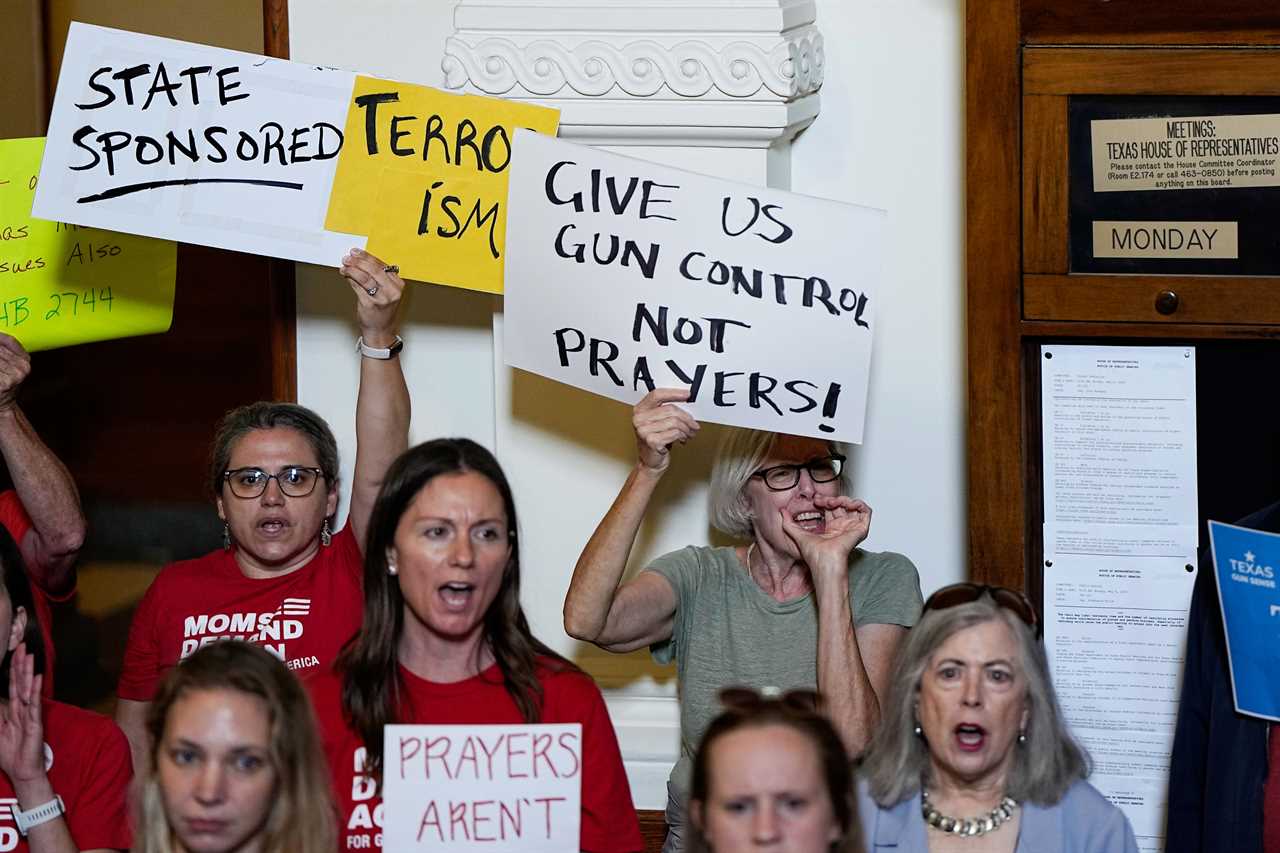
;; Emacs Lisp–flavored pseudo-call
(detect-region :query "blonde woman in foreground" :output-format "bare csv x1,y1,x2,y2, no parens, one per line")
138,640,334,853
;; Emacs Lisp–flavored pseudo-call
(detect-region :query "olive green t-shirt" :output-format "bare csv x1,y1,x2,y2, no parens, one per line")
646,545,922,794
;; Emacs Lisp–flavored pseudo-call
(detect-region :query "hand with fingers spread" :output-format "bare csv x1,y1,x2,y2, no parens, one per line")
633,388,700,475
0,334,32,414
780,494,872,583
339,248,404,347
0,642,46,787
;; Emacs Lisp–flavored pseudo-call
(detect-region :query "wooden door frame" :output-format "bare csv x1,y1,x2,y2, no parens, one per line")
263,0,297,402
35,0,299,402
966,3,1280,591
965,0,1025,589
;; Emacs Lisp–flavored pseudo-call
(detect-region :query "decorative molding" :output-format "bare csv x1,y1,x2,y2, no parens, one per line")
443,30,824,100
452,1,819,34
444,0,823,148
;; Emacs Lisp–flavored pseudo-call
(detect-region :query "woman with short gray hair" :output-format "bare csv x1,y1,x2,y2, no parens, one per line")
857,584,1137,852
564,387,922,851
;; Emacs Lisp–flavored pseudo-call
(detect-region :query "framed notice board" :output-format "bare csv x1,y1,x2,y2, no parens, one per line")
967,6,1280,591
969,10,1280,850
1068,96,1280,277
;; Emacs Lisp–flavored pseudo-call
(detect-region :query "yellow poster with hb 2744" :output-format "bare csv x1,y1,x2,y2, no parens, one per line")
324,78,559,294
1,138,176,352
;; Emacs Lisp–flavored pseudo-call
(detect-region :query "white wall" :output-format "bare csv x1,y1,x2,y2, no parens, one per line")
289,0,966,807
290,0,498,505
790,0,966,600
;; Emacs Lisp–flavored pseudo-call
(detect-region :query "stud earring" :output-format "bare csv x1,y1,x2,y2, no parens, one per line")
388,563,398,576
914,724,923,738
222,523,231,550
1018,728,1027,744
321,519,332,547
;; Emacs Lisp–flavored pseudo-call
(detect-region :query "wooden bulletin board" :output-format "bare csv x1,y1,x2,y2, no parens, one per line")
966,2,1280,596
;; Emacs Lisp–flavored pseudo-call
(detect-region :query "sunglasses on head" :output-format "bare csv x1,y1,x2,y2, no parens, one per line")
718,686,823,715
922,583,1041,636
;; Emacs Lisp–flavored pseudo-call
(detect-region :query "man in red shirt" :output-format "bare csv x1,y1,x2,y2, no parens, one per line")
0,334,86,697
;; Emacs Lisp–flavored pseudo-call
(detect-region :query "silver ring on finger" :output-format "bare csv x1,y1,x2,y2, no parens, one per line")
366,286,379,297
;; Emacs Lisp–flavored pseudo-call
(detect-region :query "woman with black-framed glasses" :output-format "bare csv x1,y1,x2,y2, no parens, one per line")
564,387,923,852
114,248,411,798
856,585,1137,852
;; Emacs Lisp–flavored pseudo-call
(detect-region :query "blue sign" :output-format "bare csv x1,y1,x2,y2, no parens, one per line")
1209,520,1280,720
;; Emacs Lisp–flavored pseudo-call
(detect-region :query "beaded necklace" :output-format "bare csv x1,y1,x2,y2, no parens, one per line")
921,788,1019,837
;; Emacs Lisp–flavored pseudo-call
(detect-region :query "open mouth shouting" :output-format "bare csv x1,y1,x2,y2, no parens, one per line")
256,515,290,537
955,723,987,752
439,581,475,611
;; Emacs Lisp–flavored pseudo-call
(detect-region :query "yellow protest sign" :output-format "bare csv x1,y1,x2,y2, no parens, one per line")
1,138,176,352
324,77,559,293
365,167,499,293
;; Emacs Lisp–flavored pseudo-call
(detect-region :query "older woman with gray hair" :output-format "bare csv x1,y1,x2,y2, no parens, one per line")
857,583,1137,852
564,388,922,852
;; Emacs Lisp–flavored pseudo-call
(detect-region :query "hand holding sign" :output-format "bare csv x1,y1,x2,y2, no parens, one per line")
339,247,404,346
633,388,700,475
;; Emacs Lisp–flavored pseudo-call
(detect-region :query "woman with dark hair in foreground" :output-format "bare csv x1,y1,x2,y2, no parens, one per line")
311,438,643,851
116,248,410,779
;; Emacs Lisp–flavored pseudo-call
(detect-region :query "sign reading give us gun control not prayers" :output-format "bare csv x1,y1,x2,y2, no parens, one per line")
382,723,581,852
502,131,885,443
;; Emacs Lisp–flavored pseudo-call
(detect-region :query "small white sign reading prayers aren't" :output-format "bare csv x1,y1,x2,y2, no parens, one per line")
382,724,582,852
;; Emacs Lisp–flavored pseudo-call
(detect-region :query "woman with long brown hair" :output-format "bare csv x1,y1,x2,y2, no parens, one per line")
310,438,643,851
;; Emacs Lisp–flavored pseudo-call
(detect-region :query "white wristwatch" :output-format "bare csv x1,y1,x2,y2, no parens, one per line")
356,335,404,360
14,795,64,835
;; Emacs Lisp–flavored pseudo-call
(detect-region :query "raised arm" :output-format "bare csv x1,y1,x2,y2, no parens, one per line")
563,389,696,653
782,495,903,756
338,249,411,552
0,335,85,597
0,646,79,852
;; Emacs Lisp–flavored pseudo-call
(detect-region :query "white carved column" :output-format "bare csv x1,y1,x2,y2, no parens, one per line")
444,0,824,807
443,0,823,150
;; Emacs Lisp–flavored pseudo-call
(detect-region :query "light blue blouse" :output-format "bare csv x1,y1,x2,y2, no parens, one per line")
857,778,1139,853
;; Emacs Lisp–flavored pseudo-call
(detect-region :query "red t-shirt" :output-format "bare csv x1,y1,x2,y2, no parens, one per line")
312,659,643,853
117,525,363,701
0,491,71,699
0,699,132,852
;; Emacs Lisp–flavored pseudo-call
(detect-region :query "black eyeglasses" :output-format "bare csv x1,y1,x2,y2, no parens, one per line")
718,686,823,715
751,454,845,492
223,466,326,499
922,583,1040,635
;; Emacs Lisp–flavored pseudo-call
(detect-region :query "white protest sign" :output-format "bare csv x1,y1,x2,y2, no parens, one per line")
33,22,361,266
382,723,582,852
503,131,885,443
